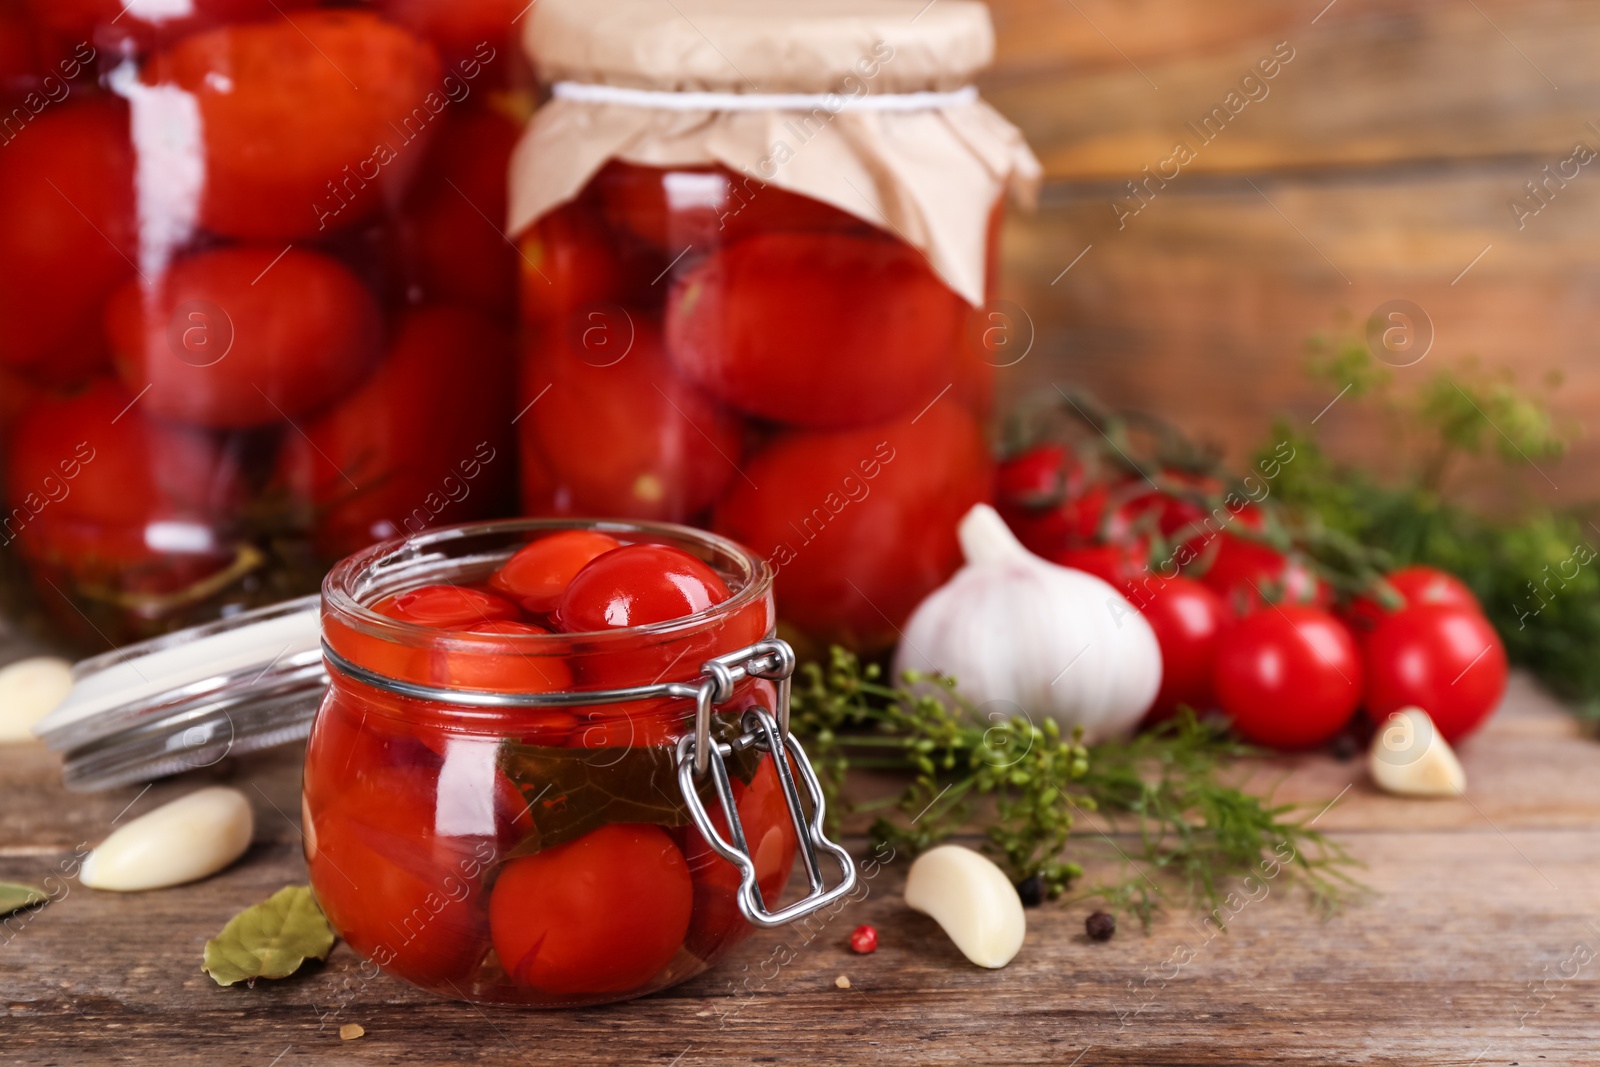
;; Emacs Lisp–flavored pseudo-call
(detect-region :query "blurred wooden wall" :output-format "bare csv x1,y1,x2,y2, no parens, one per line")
979,0,1600,510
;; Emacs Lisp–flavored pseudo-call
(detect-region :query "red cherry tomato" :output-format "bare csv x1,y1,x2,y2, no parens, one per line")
143,11,442,239
377,0,523,62
490,530,623,614
1052,541,1150,588
997,444,1082,510
27,0,318,54
273,304,514,557
488,823,693,995
307,766,493,986
401,106,521,317
0,97,133,383
713,402,992,651
1212,606,1363,749
523,319,743,522
1345,565,1483,641
1195,527,1328,612
519,198,637,325
1001,481,1113,560
4,379,237,528
556,544,729,632
1128,576,1229,721
374,585,521,628
105,245,381,429
1363,604,1507,743
679,754,799,960
594,161,862,256
431,619,575,695
665,231,966,428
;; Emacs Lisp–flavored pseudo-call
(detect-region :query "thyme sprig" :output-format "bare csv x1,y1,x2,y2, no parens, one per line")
790,647,1363,925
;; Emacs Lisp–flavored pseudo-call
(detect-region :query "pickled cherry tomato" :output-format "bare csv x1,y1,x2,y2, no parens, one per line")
308,766,493,985
680,755,799,959
0,98,133,382
374,585,521,628
490,530,623,614
402,106,522,317
519,199,636,325
273,304,514,558
27,0,317,55
105,246,381,429
525,321,742,522
713,402,991,650
556,544,730,632
594,162,863,256
143,11,442,239
377,0,523,62
665,231,967,427
3,379,238,528
436,619,575,694
488,823,693,995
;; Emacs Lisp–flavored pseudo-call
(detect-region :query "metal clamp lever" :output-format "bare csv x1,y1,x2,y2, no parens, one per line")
677,706,858,928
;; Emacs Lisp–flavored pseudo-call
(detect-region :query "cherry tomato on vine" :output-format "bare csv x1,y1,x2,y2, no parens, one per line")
1130,576,1229,721
490,530,623,614
1363,604,1507,743
143,11,442,239
1195,529,1328,612
997,444,1082,510
489,823,693,995
665,231,966,427
1344,565,1483,641
1212,605,1363,749
556,544,729,632
106,245,381,428
1052,541,1150,588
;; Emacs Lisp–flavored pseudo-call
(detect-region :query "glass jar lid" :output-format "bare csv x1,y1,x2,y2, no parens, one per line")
32,595,325,792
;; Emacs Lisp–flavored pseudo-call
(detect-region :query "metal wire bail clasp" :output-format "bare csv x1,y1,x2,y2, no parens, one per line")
676,640,858,928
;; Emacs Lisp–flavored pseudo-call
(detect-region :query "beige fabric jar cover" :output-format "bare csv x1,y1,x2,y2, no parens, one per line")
508,0,1041,307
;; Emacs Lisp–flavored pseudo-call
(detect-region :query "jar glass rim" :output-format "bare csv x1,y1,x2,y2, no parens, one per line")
321,517,773,649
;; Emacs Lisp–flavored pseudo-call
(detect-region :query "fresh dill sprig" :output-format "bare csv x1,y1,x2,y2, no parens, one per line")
789,647,1364,925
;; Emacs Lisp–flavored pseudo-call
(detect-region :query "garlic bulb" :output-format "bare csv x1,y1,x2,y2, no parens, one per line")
894,504,1162,743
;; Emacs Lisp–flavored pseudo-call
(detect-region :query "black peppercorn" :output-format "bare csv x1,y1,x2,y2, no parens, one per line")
1085,910,1116,942
1330,733,1360,762
1014,874,1043,907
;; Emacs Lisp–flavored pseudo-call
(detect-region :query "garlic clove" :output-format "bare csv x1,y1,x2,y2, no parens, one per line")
0,656,74,744
903,844,1026,968
1369,707,1466,797
81,787,255,892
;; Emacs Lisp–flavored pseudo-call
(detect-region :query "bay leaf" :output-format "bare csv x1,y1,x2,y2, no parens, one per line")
203,885,336,987
500,727,761,858
0,881,46,917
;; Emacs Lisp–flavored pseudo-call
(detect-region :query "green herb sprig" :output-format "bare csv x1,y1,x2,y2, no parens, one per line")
791,647,1363,926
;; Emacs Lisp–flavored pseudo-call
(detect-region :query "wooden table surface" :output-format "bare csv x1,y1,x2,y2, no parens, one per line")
2,673,1598,1066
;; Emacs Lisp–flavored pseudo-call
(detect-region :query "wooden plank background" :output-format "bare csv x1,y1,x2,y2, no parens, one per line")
981,0,1600,511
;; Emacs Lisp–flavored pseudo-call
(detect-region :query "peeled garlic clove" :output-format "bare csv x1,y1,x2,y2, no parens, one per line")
1369,707,1466,797
81,787,255,892
903,845,1025,968
0,656,74,744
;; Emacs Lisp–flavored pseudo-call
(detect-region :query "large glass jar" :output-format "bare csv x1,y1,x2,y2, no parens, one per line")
510,0,1041,653
0,1,530,648
304,518,854,1006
